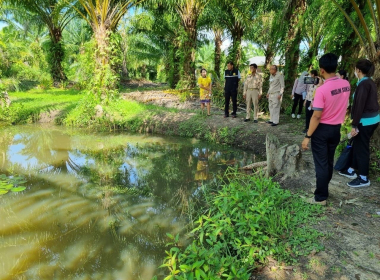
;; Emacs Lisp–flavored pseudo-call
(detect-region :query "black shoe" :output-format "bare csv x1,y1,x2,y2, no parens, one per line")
302,129,308,133
347,177,370,188
232,115,236,118
244,119,250,122
266,121,273,124
254,120,258,123
338,169,357,179
271,123,278,126
231,112,236,116
224,115,229,118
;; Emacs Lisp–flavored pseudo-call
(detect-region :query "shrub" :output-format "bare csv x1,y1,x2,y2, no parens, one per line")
158,170,324,279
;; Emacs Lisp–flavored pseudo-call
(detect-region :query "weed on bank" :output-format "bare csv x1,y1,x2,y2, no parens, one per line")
157,170,324,280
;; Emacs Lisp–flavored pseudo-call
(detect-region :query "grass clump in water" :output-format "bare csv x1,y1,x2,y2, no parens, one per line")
157,170,324,279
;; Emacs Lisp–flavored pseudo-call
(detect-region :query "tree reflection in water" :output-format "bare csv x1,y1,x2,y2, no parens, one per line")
0,125,259,280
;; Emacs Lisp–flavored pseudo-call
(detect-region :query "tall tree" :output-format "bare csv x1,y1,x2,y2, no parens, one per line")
324,0,366,73
151,0,209,88
212,27,225,78
197,6,226,78
247,11,284,70
73,0,137,96
300,0,330,70
331,0,380,143
283,0,306,92
207,0,274,69
7,0,76,83
130,7,182,87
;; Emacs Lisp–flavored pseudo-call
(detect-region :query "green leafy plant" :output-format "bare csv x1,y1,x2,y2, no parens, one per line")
158,170,324,279
0,174,27,195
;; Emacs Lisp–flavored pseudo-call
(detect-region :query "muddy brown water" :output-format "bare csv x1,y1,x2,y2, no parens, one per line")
0,125,260,280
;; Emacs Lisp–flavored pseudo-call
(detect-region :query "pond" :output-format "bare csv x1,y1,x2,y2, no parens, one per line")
0,125,259,280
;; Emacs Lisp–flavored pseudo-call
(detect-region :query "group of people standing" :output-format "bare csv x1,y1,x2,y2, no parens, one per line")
225,62,285,127
198,53,379,205
198,61,285,126
302,54,379,204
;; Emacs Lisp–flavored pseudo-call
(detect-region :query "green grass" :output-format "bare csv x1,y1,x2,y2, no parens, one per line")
1,89,177,128
157,170,324,280
2,89,83,124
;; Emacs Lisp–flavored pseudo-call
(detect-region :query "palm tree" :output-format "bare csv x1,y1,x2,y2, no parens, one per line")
331,0,380,144
283,0,306,92
246,11,283,70
207,0,274,69
145,0,209,88
7,0,77,83
74,0,137,94
212,27,225,78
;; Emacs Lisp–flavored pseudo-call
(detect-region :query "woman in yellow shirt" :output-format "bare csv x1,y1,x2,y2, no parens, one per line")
198,69,212,116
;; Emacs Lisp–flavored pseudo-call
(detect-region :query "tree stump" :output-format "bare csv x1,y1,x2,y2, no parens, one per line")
266,134,301,178
0,91,11,108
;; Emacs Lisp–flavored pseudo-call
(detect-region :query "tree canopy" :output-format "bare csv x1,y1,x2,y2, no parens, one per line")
1,0,379,95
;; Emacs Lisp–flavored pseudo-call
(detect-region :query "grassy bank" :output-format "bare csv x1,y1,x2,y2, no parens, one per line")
0,89,83,124
0,88,175,125
155,170,324,279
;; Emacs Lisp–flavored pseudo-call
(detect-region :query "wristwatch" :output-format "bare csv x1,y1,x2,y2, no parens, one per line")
305,134,312,139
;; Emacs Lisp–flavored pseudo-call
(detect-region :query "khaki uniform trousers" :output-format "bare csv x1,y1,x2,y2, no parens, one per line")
245,89,260,120
269,92,282,124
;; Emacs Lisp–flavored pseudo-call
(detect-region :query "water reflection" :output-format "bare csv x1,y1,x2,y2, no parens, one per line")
0,125,259,280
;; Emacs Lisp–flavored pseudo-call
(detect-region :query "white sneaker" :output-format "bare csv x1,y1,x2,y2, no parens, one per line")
297,114,301,119
338,169,357,180
291,114,295,119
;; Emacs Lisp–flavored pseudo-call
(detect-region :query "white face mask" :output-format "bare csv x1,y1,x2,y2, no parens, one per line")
354,69,359,79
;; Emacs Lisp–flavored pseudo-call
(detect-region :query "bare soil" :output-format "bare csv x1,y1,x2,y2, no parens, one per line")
124,90,380,280
38,110,62,123
122,90,200,110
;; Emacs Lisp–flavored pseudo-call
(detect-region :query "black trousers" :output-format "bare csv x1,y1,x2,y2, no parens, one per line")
351,123,379,176
305,100,314,130
292,93,304,115
311,123,341,201
224,90,237,116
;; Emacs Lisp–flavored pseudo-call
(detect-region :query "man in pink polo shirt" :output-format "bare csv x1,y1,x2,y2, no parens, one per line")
302,53,350,205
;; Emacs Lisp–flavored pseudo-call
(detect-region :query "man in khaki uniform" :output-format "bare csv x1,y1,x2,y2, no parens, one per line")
266,65,285,126
243,63,262,123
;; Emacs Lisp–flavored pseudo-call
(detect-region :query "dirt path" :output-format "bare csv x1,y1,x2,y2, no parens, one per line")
124,90,380,280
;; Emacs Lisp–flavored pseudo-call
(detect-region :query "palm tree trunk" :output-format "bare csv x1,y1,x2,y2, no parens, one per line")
306,39,320,70
92,25,118,96
49,27,67,84
264,47,274,70
213,28,222,78
283,0,306,92
182,21,197,88
231,24,244,69
121,57,128,81
370,60,380,146
169,45,180,88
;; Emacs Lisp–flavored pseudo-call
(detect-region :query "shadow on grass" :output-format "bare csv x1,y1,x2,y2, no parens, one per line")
12,102,76,124
54,103,78,125
12,98,36,104
18,80,39,91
